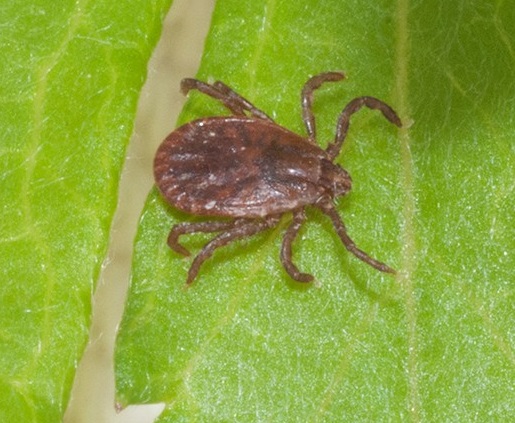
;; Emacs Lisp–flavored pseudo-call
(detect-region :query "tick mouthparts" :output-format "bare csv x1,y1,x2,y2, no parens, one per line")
334,171,352,195
320,159,352,196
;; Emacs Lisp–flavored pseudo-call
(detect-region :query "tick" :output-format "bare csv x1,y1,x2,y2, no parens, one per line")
154,71,402,285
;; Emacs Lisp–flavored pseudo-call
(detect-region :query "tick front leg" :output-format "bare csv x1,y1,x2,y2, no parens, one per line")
186,216,280,285
301,72,345,142
168,220,240,256
280,208,314,282
327,96,402,160
318,200,396,274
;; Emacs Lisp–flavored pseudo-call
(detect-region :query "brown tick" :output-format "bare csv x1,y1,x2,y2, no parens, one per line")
154,71,401,285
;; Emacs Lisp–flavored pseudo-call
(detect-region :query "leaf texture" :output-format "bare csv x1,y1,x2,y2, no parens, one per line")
116,0,515,421
0,0,172,420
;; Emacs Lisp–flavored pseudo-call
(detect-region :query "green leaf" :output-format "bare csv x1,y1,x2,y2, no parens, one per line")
116,0,515,421
0,0,172,420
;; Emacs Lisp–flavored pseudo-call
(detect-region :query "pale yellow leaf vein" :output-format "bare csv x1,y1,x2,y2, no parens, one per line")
395,0,421,421
248,0,277,91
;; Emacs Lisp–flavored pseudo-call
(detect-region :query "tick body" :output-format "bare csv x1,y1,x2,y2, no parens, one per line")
154,72,402,285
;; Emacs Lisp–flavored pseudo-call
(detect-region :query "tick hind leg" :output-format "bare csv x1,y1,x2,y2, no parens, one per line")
168,220,241,256
181,78,273,121
212,81,273,121
183,216,280,285
318,199,396,274
280,208,314,282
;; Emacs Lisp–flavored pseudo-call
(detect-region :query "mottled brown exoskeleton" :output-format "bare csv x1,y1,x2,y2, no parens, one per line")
154,72,401,285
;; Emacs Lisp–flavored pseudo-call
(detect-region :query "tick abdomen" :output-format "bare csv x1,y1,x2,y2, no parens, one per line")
155,117,332,217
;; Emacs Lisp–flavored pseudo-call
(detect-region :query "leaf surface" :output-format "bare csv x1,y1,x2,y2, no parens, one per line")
0,0,172,420
116,0,515,421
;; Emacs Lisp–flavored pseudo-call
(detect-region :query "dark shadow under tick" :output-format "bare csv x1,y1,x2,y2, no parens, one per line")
154,71,402,285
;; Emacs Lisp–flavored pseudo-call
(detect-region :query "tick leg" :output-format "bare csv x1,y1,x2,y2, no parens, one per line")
181,78,247,116
301,72,345,142
180,78,273,121
168,220,239,256
280,208,314,282
318,200,396,274
212,81,274,121
186,216,281,285
327,96,402,160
